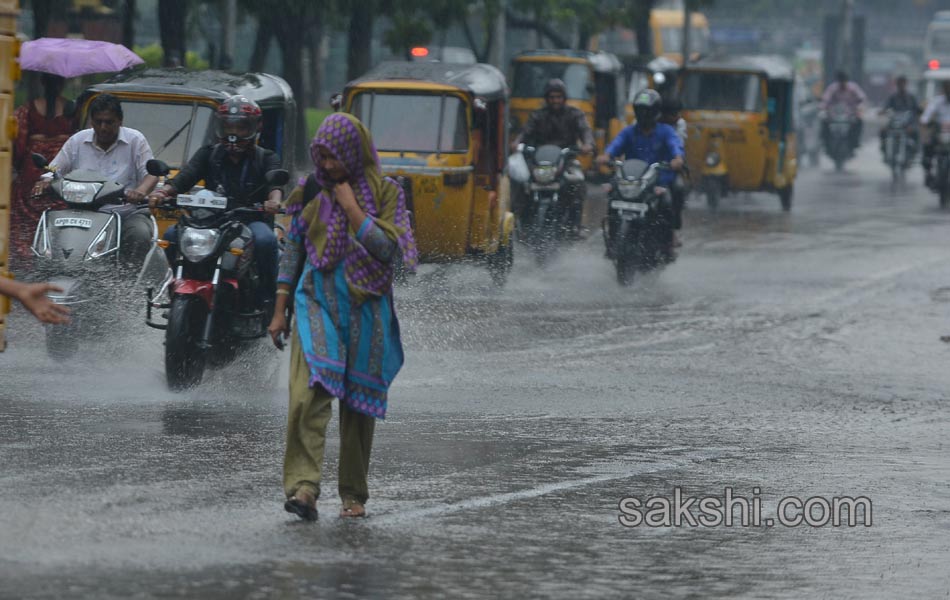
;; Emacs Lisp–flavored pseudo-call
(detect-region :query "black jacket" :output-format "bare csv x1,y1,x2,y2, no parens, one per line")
169,144,282,212
521,105,594,149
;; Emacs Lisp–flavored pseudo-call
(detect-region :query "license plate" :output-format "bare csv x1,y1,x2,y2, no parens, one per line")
53,217,93,229
611,200,648,212
177,194,228,209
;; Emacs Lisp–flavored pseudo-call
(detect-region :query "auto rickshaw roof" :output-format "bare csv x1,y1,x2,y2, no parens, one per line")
923,68,950,81
688,55,795,81
86,68,295,106
514,50,622,74
347,61,509,100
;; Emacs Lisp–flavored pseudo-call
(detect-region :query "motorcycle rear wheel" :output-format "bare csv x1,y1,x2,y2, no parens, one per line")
165,296,207,391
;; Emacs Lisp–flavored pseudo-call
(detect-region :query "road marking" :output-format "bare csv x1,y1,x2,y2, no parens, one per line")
372,449,730,526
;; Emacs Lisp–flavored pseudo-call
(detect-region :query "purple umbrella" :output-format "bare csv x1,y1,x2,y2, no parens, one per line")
19,38,144,78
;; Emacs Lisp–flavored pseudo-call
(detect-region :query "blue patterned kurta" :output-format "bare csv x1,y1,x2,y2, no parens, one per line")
279,211,404,419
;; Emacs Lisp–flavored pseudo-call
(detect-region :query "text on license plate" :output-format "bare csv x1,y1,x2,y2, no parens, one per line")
177,194,228,209
611,200,648,212
53,217,93,229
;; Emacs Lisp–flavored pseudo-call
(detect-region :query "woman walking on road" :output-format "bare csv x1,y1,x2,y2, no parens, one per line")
268,112,417,521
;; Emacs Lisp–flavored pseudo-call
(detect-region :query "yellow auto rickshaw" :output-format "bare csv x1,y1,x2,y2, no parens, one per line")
509,50,626,174
680,55,798,211
80,69,300,234
342,62,515,286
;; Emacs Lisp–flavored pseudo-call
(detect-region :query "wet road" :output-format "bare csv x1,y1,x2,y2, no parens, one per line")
3,144,950,599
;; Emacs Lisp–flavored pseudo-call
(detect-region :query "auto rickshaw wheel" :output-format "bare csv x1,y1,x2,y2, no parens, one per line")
779,185,793,212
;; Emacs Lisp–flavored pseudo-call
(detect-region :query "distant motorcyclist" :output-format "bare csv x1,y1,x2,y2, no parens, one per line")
148,95,283,304
879,75,920,156
511,79,594,237
820,71,867,153
35,93,158,265
919,80,950,188
597,89,684,250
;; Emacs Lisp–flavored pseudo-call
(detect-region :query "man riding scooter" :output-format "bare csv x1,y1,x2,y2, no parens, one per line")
920,80,950,190
658,96,688,246
148,95,283,305
820,71,867,158
596,89,684,251
510,78,594,238
34,93,159,267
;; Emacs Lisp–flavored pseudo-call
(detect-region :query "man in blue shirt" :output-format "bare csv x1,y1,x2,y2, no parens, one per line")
597,89,685,246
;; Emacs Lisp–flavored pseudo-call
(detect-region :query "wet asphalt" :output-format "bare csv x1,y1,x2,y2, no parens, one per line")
2,143,950,599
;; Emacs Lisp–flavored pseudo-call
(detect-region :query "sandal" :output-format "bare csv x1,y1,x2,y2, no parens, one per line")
339,498,366,518
284,490,318,521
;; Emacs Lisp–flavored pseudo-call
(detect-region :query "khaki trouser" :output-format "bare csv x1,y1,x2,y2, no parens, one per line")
283,335,376,504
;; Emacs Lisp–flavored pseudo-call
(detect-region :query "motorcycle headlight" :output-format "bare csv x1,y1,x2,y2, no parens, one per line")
62,181,102,204
532,166,556,183
705,152,721,167
180,228,221,262
618,180,643,200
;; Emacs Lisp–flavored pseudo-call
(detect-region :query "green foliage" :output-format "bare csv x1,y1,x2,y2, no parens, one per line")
133,44,210,70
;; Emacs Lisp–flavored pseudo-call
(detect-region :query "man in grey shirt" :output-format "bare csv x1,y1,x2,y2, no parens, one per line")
35,93,158,265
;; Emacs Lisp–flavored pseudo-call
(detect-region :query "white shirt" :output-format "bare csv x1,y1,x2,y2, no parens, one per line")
920,95,950,125
50,126,153,189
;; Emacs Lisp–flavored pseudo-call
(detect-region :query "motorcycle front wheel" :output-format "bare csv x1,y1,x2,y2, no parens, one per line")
165,295,208,391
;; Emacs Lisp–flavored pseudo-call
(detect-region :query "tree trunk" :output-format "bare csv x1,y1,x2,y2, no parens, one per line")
274,24,309,166
347,3,374,81
121,0,136,49
308,24,325,108
158,0,187,67
249,15,274,73
631,1,655,56
32,0,52,39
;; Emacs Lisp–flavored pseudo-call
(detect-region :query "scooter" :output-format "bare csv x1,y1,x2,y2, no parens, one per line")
882,109,916,190
603,159,674,286
144,159,289,391
29,153,159,359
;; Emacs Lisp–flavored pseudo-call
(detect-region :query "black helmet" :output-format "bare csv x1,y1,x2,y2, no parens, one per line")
214,95,263,150
543,78,568,99
632,88,662,128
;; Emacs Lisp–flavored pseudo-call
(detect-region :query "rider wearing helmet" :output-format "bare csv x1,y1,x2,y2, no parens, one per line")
511,78,595,237
148,95,283,305
597,89,685,248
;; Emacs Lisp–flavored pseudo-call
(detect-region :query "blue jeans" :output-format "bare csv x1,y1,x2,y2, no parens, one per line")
163,221,277,304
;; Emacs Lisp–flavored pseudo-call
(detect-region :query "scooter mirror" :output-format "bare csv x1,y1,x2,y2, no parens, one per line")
146,159,171,177
31,153,49,169
265,169,290,187
330,93,343,111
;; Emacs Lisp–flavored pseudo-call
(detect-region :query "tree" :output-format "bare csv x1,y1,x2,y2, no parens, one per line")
121,0,136,50
347,1,375,81
158,0,187,67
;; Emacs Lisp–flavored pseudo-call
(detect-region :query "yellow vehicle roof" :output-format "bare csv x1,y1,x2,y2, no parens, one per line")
346,62,509,101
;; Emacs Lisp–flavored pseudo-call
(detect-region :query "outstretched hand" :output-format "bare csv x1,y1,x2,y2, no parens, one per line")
18,283,70,324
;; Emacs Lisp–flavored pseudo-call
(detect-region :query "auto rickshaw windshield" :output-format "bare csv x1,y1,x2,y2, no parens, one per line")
511,62,591,100
682,72,762,112
102,101,215,166
352,92,469,153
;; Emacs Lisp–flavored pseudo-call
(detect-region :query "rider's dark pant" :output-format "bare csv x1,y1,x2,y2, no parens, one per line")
163,221,278,304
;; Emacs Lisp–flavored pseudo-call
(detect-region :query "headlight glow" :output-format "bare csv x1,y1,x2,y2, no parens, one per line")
618,180,643,200
705,152,721,167
62,181,102,204
180,228,221,262
532,166,556,183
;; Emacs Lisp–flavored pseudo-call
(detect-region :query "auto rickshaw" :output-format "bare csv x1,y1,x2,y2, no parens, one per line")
509,50,626,174
679,55,798,211
79,68,299,234
341,62,515,286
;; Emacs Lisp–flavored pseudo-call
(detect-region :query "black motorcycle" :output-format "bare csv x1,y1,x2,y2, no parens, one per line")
882,109,916,189
603,159,674,286
825,103,857,172
144,159,289,391
931,124,950,209
29,153,159,359
518,144,585,265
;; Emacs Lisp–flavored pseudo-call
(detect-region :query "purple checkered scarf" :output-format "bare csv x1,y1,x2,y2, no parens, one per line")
287,113,417,300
